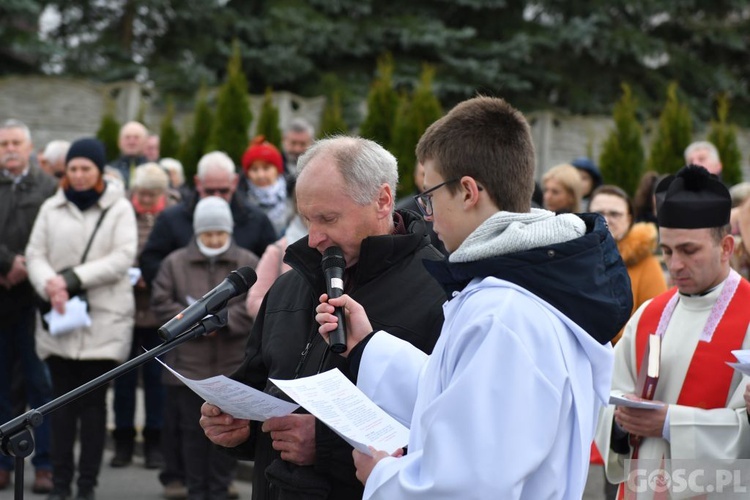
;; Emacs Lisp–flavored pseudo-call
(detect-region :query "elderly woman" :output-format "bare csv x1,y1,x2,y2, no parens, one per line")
151,196,258,500
542,163,583,213
589,185,667,343
26,137,137,500
110,163,174,470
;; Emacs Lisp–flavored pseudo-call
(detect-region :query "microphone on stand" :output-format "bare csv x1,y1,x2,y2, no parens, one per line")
322,247,347,353
158,266,257,341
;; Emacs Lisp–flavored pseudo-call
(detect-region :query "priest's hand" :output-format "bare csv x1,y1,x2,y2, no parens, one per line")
263,414,316,466
316,293,373,357
614,398,668,438
200,402,251,448
353,446,404,485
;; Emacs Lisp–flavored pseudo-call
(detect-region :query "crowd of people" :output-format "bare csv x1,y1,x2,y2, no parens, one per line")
1,94,750,500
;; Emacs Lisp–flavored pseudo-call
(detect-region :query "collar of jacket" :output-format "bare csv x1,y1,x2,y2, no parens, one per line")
49,178,124,210
284,209,435,292
424,212,633,344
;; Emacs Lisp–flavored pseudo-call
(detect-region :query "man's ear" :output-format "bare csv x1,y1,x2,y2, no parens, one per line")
460,177,482,209
721,233,735,262
375,183,394,219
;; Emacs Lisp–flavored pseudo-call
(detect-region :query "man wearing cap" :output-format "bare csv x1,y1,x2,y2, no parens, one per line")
596,165,750,497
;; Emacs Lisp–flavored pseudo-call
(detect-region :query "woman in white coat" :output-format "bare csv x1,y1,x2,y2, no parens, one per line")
26,137,137,500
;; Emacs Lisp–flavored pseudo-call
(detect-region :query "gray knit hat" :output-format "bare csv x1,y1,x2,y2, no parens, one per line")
193,196,234,234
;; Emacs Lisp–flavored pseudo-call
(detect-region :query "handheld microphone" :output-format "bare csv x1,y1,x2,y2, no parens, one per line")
158,266,257,342
321,246,347,353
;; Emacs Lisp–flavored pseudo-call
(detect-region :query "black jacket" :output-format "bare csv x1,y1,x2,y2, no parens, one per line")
108,154,147,188
228,210,446,500
0,166,58,316
139,192,277,284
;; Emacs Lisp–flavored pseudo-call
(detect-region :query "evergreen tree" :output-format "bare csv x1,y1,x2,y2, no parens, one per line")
598,84,645,196
391,64,443,198
179,84,213,185
319,90,348,137
359,53,398,149
159,98,181,159
708,94,743,186
208,39,252,167
647,83,693,175
255,87,282,149
96,100,121,163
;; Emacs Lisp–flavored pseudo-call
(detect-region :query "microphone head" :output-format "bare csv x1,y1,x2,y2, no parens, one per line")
321,246,346,271
229,266,257,292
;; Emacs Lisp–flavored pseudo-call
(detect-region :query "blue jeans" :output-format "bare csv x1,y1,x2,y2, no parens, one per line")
112,327,164,431
0,305,53,471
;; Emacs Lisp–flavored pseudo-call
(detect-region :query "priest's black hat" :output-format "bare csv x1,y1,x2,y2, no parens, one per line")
655,164,731,229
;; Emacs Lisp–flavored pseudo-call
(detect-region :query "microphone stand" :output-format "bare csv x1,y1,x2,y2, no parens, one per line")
0,309,228,500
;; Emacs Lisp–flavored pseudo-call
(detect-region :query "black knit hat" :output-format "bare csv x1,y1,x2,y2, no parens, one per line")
656,165,731,229
66,138,107,173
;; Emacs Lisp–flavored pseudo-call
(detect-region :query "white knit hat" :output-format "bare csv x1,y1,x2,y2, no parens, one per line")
193,196,234,235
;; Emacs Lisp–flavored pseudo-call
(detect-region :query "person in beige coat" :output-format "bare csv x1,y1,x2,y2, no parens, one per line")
25,137,137,500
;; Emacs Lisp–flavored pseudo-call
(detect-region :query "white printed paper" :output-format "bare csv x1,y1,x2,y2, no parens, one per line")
43,296,91,336
271,369,409,456
727,350,750,376
157,360,299,421
128,267,142,286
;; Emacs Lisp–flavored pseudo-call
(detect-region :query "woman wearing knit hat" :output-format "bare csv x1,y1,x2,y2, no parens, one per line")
240,136,292,238
25,137,137,500
151,196,258,500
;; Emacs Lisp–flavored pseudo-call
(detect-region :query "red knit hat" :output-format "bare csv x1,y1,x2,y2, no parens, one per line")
241,136,284,174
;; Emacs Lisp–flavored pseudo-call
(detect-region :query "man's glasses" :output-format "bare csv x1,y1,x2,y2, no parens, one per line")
414,178,461,217
203,187,232,196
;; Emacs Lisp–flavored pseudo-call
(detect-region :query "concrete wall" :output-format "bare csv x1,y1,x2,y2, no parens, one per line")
3,76,749,181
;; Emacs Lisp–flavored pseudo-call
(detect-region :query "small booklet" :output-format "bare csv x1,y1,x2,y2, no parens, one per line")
635,333,661,400
727,349,750,376
157,360,299,421
271,369,409,457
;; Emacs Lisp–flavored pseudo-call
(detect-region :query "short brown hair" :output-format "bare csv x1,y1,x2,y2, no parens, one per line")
416,96,535,212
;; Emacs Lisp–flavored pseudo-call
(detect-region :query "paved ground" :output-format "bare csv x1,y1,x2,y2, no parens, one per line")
0,446,254,500
1,390,610,500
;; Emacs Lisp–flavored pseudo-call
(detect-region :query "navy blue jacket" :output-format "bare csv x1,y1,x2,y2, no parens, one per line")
424,213,633,345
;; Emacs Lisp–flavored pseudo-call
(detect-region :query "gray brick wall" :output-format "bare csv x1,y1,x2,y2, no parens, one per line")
3,76,748,181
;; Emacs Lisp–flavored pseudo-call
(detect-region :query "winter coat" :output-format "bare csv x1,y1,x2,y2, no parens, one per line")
0,165,58,316
227,210,446,500
26,183,137,362
150,240,259,384
131,194,177,328
139,192,276,284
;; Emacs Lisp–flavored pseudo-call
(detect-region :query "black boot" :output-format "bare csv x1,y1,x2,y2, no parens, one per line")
142,427,164,470
110,428,136,468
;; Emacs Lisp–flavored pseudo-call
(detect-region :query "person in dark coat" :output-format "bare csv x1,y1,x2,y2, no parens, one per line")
199,136,446,500
139,151,276,285
0,119,58,494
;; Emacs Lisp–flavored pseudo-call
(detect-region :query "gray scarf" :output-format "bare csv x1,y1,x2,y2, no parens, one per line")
449,208,585,263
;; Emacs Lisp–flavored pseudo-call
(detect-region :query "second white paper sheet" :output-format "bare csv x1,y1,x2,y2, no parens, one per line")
270,368,409,456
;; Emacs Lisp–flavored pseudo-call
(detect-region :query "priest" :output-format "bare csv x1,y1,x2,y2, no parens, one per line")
596,165,750,498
